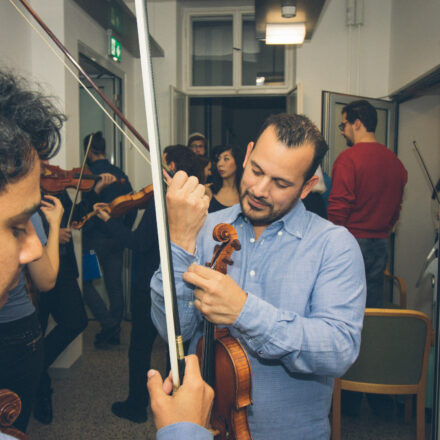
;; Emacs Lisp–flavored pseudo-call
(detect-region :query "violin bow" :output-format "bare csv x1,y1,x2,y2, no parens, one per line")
134,0,185,389
10,0,151,167
413,141,440,205
66,134,93,228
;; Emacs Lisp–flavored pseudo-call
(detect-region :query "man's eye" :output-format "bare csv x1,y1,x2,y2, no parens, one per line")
275,181,289,189
252,168,262,176
12,227,27,238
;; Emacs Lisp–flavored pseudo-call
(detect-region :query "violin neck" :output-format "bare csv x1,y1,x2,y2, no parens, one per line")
202,319,216,388
73,173,100,181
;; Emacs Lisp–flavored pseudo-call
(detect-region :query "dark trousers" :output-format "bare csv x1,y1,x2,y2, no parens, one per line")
83,238,124,330
356,238,388,308
127,287,157,408
342,238,389,415
37,276,88,391
0,312,44,432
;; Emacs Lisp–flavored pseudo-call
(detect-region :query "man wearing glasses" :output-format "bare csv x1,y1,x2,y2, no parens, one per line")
328,100,407,309
187,132,208,157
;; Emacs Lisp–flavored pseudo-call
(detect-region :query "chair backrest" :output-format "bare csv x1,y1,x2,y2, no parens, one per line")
342,309,431,386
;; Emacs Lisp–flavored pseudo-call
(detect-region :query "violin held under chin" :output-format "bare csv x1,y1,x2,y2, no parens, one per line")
40,163,125,195
71,185,154,230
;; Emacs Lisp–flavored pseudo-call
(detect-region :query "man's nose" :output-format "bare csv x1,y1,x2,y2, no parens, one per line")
252,177,270,198
19,222,43,265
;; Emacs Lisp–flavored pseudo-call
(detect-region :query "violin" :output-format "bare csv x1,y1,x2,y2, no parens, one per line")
71,185,154,229
40,163,126,195
196,223,253,440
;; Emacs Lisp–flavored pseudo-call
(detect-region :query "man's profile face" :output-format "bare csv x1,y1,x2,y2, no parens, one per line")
339,112,354,147
239,125,316,226
0,156,43,307
189,140,206,156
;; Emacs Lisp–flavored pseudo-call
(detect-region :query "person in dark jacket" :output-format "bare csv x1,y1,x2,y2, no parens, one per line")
92,145,204,423
82,131,136,347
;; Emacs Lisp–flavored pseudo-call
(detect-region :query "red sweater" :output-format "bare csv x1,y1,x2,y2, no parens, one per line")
328,142,407,238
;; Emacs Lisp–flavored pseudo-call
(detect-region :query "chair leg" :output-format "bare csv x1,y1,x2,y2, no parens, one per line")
416,391,425,440
404,395,412,423
332,379,341,440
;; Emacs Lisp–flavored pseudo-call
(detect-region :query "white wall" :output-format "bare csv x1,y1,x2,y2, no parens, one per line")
395,94,440,318
296,0,392,128
389,0,440,93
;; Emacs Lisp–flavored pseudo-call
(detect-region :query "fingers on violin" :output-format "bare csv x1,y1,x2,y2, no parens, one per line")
41,194,57,205
93,202,108,211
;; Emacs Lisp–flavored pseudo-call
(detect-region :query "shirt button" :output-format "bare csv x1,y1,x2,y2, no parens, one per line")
189,301,193,307
250,270,255,277
250,238,255,243
278,231,283,236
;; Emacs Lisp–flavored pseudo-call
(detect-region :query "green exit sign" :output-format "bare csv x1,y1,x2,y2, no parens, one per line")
109,36,121,62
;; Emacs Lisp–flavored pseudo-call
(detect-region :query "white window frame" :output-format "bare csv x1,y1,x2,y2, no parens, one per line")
182,6,295,96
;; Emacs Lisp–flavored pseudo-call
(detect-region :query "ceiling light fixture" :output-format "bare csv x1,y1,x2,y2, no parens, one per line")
265,23,306,45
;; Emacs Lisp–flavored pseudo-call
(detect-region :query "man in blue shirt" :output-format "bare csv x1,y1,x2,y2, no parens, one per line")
152,113,366,439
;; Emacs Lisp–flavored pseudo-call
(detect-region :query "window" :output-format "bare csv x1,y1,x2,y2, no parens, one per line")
192,16,233,87
183,7,294,95
242,15,285,87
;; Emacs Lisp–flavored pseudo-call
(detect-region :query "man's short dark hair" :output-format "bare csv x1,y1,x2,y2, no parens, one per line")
163,144,204,182
342,100,377,133
0,70,65,193
256,113,328,182
83,131,106,154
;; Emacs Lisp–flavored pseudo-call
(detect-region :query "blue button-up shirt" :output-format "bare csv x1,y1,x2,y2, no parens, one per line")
157,423,212,440
151,201,366,440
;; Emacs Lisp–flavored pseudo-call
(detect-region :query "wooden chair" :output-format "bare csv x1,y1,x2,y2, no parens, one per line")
0,390,28,440
384,267,407,308
332,309,431,440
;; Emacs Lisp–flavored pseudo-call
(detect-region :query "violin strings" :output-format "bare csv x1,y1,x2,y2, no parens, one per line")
9,0,153,169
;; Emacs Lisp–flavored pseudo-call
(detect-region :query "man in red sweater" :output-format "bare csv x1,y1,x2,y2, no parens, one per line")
328,100,407,308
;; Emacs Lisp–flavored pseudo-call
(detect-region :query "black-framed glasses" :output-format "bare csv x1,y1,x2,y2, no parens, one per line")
338,121,348,131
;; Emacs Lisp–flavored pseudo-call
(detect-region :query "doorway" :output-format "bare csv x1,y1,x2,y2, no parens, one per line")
78,53,124,168
78,51,131,320
189,96,286,155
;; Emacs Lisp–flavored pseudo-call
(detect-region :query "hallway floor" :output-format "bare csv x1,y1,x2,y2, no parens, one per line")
26,321,429,439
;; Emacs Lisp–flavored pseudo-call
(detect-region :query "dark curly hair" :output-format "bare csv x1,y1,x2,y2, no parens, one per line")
256,113,328,181
0,70,66,193
210,145,244,195
163,144,204,182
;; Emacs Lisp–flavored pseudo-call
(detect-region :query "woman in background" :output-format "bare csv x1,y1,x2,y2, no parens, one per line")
208,145,244,213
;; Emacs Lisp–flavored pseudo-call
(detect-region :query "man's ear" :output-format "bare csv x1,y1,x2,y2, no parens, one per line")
300,175,319,200
353,119,363,131
243,141,255,168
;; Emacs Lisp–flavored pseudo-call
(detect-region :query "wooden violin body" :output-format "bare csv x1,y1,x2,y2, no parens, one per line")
40,163,125,195
71,184,154,229
197,223,253,440
197,328,253,440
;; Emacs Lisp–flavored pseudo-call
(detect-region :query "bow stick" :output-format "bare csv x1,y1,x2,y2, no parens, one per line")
11,0,151,167
413,140,440,205
134,0,185,389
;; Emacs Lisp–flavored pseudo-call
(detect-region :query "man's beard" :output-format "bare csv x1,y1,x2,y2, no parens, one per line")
239,188,301,227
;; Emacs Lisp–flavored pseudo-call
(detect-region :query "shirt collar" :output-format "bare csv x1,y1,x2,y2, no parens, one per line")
227,200,307,239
